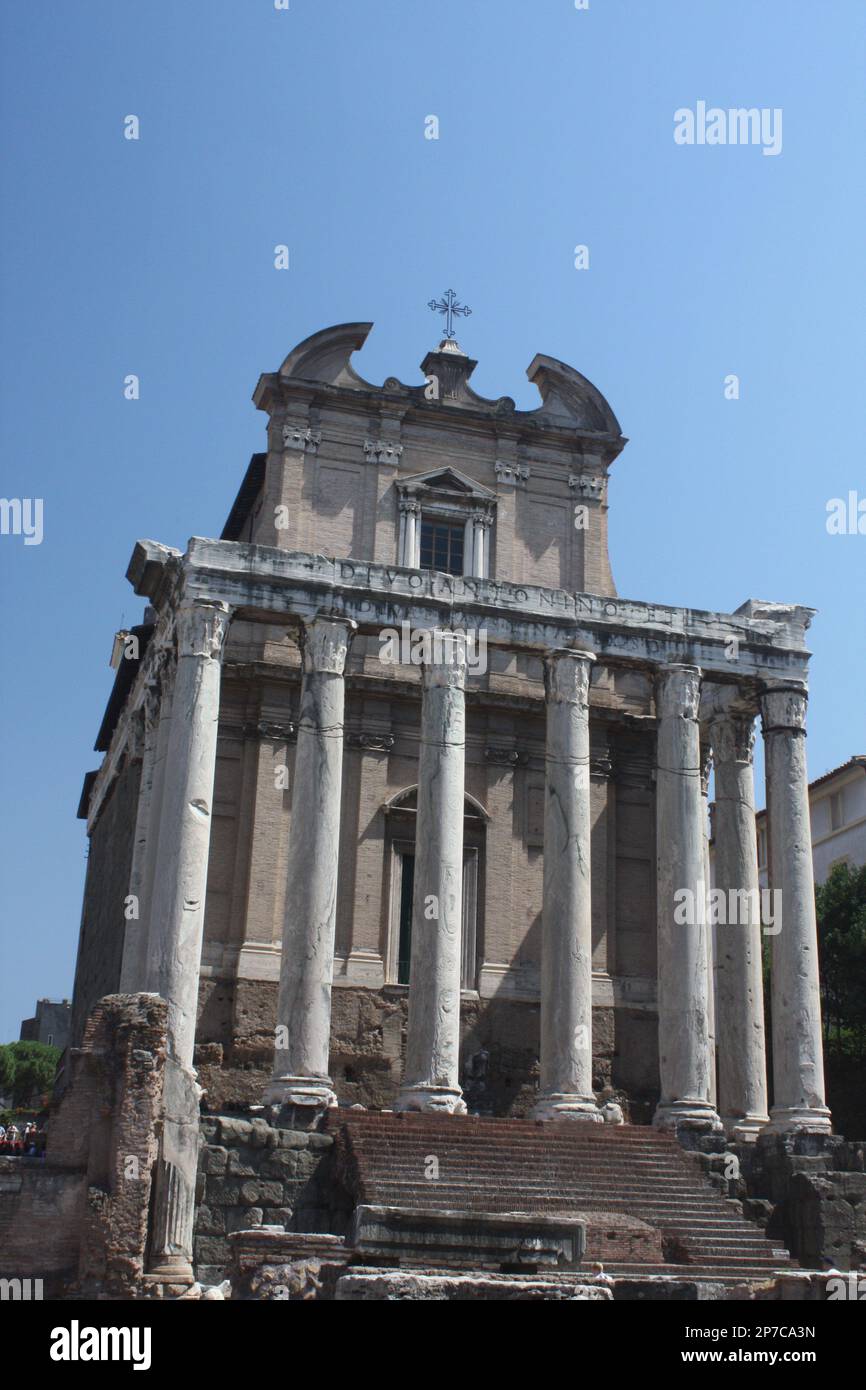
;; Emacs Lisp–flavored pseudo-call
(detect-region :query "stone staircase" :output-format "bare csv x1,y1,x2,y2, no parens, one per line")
328,1111,795,1287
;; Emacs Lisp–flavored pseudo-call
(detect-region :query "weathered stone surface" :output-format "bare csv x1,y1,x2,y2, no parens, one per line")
335,1270,612,1301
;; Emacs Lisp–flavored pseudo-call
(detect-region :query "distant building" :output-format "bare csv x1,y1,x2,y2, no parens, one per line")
19,999,71,1051
756,756,866,889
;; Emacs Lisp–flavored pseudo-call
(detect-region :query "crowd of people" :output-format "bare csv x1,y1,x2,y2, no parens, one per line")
0,1121,45,1156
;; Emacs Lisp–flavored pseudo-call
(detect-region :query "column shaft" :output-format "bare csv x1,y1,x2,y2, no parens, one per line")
761,686,831,1132
654,665,721,1133
711,711,769,1139
533,649,601,1122
396,632,467,1113
265,616,356,1112
145,598,231,1279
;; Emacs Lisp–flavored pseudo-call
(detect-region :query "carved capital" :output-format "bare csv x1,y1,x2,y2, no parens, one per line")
282,423,321,454
398,496,422,517
302,616,356,676
568,472,604,500
761,685,808,736
656,664,702,722
175,600,232,662
494,460,529,487
710,713,756,767
421,630,468,689
364,439,403,464
543,648,595,707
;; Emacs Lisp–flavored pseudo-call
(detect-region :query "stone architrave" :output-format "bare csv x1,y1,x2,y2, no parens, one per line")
653,665,722,1134
145,597,232,1279
396,632,468,1114
265,615,357,1113
533,649,601,1122
709,707,769,1140
760,686,832,1133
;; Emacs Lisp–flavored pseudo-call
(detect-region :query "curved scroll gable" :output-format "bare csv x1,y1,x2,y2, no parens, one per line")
525,353,623,436
277,322,376,389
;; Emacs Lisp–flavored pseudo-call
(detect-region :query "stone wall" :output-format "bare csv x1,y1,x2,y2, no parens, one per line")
194,1116,349,1285
743,1133,866,1271
0,994,167,1299
0,1159,85,1283
193,986,638,1118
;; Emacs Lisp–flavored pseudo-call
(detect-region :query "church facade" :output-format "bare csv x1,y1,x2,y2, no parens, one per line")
72,321,831,1151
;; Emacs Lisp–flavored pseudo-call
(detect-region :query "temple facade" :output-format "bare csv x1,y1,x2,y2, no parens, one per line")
72,322,831,1204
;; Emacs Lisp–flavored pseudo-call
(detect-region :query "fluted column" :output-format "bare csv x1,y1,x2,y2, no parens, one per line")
653,665,722,1133
761,685,832,1133
396,632,467,1114
533,649,601,1121
265,615,356,1113
710,709,769,1140
146,598,231,1279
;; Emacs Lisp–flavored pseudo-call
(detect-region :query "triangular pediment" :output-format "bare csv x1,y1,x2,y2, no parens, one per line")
398,466,496,501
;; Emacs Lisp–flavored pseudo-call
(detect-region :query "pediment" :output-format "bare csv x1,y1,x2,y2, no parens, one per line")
397,466,496,501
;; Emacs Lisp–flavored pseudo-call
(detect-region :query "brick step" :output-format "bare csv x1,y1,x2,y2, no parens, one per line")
332,1113,796,1274
357,1182,747,1209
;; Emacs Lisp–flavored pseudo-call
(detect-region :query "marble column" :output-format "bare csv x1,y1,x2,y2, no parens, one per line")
700,741,718,1110
146,598,231,1279
396,632,468,1113
533,649,602,1122
653,665,722,1133
400,499,421,567
710,709,769,1140
761,685,832,1133
265,616,356,1113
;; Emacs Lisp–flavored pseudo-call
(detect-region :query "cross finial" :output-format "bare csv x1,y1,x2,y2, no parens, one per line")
427,288,472,343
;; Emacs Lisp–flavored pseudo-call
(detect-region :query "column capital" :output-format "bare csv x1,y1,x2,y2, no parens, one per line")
760,684,808,735
421,630,468,690
398,495,422,516
710,711,756,768
175,599,232,660
543,648,595,706
301,615,357,675
655,663,702,720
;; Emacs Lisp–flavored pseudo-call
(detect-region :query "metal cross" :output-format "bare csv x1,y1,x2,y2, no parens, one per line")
427,288,472,341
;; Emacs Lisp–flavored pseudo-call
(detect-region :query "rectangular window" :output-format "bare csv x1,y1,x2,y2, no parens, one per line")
390,845,478,988
419,518,464,575
830,791,844,831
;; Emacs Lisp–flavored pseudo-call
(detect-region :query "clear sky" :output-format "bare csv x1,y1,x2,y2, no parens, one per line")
1,0,864,1041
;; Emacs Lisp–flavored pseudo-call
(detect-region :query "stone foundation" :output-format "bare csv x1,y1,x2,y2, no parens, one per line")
194,982,628,1117
193,1115,350,1285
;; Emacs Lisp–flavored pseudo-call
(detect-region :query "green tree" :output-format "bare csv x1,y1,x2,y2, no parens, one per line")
816,862,866,1060
0,1044,15,1097
2,1041,60,1107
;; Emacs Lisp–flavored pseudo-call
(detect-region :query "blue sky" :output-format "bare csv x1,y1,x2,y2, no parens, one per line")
1,0,864,1040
